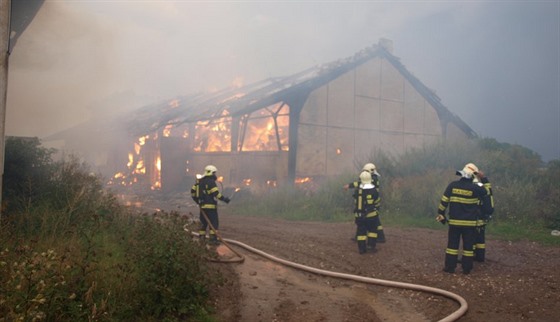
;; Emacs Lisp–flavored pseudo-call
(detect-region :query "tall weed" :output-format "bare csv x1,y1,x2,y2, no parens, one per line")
233,138,560,241
233,174,353,221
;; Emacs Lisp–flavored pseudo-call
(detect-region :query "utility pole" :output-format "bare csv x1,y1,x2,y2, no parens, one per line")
0,0,10,221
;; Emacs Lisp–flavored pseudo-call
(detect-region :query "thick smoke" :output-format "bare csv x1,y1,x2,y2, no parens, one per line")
5,1,559,161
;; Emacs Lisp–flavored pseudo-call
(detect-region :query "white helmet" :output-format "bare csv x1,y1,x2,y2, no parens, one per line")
359,170,372,184
456,162,478,178
362,163,380,176
204,165,218,176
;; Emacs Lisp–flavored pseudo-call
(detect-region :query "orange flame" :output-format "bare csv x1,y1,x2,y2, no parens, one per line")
127,153,134,168
138,135,149,146
163,125,173,137
240,104,289,151
169,99,180,108
295,177,311,184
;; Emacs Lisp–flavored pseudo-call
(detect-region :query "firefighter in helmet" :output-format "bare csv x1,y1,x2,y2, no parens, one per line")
343,163,385,242
191,173,204,236
343,163,381,187
436,163,493,274
472,175,494,262
192,165,230,244
352,170,381,254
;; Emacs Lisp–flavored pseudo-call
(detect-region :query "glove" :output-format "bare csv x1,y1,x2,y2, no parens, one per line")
475,170,485,179
222,197,230,204
436,215,447,225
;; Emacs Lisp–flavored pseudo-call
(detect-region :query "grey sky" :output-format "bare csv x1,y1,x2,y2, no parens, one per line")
6,1,559,161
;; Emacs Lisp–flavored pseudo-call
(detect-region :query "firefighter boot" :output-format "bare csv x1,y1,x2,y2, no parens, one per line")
444,253,458,273
377,227,386,243
474,249,485,262
197,230,206,242
358,240,367,254
209,233,220,246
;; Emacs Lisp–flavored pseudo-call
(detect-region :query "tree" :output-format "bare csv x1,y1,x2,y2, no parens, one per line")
2,137,55,214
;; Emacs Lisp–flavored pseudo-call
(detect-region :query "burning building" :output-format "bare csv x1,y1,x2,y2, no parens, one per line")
52,39,477,193
112,39,475,192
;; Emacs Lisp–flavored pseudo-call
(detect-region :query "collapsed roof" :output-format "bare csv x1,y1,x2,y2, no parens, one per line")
128,41,476,139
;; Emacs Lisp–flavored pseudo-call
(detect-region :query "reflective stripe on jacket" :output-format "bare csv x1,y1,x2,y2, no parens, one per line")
198,175,226,209
438,177,492,225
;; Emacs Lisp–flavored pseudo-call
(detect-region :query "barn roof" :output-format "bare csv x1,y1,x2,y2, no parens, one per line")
127,40,476,138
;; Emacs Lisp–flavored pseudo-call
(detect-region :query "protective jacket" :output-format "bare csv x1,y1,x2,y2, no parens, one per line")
353,183,381,253
476,179,494,223
349,175,385,242
438,177,493,226
197,175,228,209
354,184,381,218
473,178,495,262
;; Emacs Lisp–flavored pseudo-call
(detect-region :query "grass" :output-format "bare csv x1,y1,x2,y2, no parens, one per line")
231,169,560,248
485,220,560,246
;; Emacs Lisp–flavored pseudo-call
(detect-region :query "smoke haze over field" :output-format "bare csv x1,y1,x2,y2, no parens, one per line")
6,1,560,161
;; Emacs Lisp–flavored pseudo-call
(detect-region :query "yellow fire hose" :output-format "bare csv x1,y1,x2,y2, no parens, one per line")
186,210,467,322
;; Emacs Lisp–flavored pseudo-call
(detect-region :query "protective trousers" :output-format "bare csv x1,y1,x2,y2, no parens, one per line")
199,208,219,241
445,225,475,273
198,209,208,238
474,224,486,262
377,215,386,242
354,216,383,241
355,215,379,254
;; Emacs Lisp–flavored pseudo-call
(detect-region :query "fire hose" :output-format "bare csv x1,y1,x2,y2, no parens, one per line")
186,210,467,322
187,206,245,263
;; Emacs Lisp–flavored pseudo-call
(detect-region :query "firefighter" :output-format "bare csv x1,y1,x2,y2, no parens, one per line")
343,163,381,188
344,163,385,242
191,174,206,240
192,165,230,244
473,174,494,262
436,163,493,274
352,171,381,254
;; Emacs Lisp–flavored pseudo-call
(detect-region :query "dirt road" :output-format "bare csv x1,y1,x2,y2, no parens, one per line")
206,214,560,322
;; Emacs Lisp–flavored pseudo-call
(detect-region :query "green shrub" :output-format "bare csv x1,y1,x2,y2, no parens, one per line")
1,138,222,321
0,245,109,321
110,212,214,321
535,160,560,229
0,211,215,321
